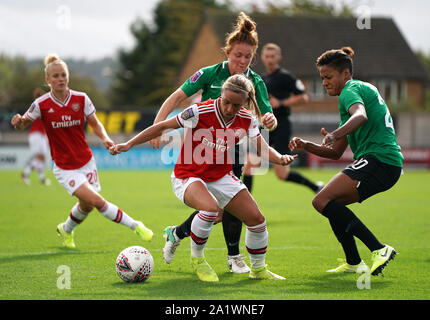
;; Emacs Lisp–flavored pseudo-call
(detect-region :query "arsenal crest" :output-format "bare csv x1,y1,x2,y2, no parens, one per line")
233,127,246,140
71,103,80,112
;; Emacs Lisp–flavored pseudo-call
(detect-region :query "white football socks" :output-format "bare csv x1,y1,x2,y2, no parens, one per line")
64,203,90,233
245,220,268,269
190,210,218,258
98,201,137,230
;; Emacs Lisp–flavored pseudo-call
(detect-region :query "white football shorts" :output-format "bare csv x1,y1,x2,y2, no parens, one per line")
171,171,247,209
53,156,101,195
28,132,49,156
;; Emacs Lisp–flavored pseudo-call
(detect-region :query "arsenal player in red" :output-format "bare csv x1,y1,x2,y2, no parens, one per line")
21,87,51,186
11,54,153,249
110,74,296,282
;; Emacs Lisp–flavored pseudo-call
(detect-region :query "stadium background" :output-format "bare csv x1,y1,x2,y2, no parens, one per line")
1,0,429,171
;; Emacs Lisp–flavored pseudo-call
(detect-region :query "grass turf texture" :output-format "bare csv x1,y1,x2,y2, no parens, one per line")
0,169,429,300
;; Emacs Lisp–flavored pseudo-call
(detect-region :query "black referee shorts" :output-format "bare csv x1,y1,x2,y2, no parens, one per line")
269,119,292,155
342,155,402,203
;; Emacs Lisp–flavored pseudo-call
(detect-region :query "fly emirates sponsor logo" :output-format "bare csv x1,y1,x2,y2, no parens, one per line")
181,128,246,165
198,128,245,153
162,127,269,172
202,136,230,152
51,115,81,129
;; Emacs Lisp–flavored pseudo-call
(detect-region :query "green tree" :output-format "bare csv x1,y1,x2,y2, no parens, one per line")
111,0,230,108
68,71,111,109
0,54,109,110
0,55,45,109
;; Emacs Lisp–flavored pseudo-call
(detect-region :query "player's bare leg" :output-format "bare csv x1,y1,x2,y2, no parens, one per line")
312,172,359,212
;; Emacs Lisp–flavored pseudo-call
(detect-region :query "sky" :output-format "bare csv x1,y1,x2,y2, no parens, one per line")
0,0,429,61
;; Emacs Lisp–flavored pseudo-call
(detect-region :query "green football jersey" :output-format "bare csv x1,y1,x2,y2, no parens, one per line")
339,80,403,167
180,61,272,114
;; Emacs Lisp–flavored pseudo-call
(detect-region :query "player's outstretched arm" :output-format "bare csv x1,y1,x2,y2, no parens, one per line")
289,132,349,160
11,113,32,130
290,103,364,159
254,135,297,165
110,117,180,155
87,113,114,149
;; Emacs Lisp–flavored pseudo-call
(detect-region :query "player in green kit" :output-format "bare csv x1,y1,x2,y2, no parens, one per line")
151,12,277,274
181,62,272,116
289,47,403,276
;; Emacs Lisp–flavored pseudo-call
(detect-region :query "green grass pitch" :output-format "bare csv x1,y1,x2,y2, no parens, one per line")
0,168,429,300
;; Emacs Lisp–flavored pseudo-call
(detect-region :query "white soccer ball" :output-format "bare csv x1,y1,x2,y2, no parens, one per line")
115,246,154,283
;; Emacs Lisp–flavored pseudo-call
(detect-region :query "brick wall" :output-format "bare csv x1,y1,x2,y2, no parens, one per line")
178,23,224,85
406,80,424,106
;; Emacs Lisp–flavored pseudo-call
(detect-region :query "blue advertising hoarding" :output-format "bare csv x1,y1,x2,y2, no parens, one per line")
91,146,180,170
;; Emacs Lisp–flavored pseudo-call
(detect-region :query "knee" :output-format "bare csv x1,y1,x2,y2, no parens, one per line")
312,195,326,213
79,202,94,213
275,165,289,180
245,212,265,227
74,183,105,209
203,204,221,215
255,214,265,226
85,194,106,211
275,170,286,180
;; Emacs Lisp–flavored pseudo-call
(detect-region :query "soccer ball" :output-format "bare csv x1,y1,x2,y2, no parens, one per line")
115,246,154,283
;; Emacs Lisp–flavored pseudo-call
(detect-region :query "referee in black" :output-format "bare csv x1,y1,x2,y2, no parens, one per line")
243,43,323,193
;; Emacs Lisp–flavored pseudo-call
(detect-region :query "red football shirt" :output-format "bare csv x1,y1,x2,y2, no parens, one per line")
26,90,95,170
174,98,260,182
29,118,46,134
